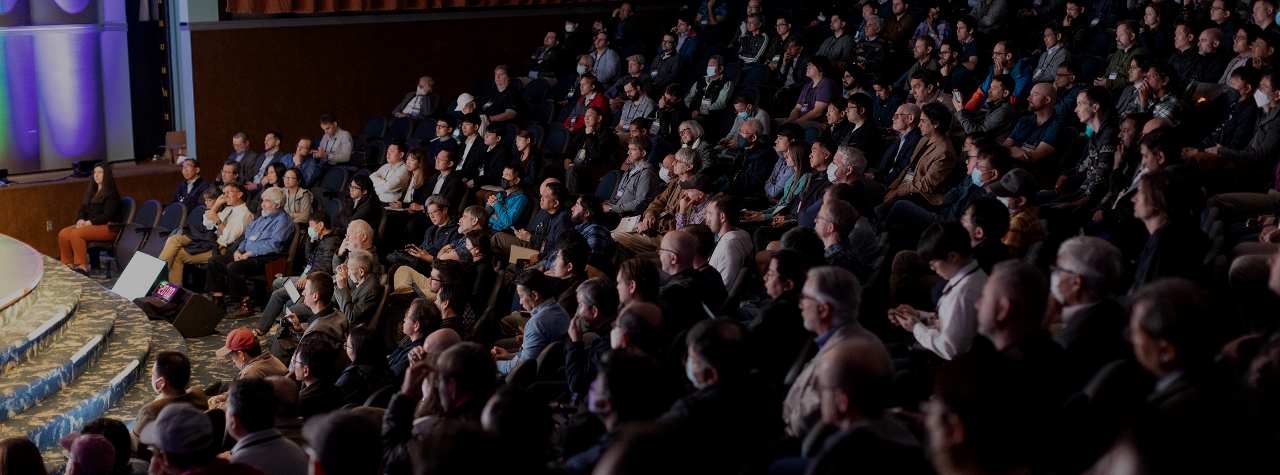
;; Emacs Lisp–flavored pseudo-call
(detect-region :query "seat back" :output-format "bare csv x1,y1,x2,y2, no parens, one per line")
387,117,413,141
594,170,621,200
542,127,570,158
524,79,549,102
412,119,438,142
159,203,186,231
139,226,171,258
528,100,554,126
133,200,162,226
502,123,519,151
804,127,820,144
376,207,388,244
183,205,207,234
114,223,150,272
723,63,741,84
362,384,396,408
535,341,564,382
740,64,770,87
362,116,387,139
505,359,537,387
325,198,344,222
526,124,546,150
319,167,350,194
118,197,137,225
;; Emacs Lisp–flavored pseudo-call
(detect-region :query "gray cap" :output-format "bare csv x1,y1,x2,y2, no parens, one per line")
138,403,213,455
988,168,1038,199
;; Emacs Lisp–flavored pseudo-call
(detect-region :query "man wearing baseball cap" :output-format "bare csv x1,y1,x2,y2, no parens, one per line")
60,433,115,475
140,404,266,475
207,329,290,406
988,168,1044,259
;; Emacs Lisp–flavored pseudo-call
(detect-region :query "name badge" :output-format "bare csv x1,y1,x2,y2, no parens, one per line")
1090,18,1099,27
615,186,627,199
567,90,575,98
250,234,260,241
800,104,809,113
701,97,713,109
650,120,661,134
483,101,493,109
1108,73,1118,80
478,166,485,177
650,70,658,78
901,169,916,185
456,163,463,171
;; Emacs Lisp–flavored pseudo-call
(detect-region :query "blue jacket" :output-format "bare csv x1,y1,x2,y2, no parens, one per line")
497,299,571,374
977,60,1033,102
488,191,531,231
239,210,294,256
171,178,211,211
284,154,323,187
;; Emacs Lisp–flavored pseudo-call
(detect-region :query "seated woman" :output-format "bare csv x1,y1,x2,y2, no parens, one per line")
335,324,394,405
385,148,432,250
462,230,498,310
281,167,314,223
247,162,287,215
512,131,546,186
743,141,813,227
678,119,718,175
59,162,122,275
388,298,442,379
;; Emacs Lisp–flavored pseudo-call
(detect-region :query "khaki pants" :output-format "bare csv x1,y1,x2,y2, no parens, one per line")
392,266,437,301
491,232,532,262
612,231,662,259
158,234,214,286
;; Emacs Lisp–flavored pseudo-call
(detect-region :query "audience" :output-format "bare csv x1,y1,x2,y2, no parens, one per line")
226,378,309,475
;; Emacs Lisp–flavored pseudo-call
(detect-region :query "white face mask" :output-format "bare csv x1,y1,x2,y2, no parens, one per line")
659,167,672,181
685,357,710,389
707,66,718,77
416,86,425,95
827,163,840,182
1049,272,1067,304
565,24,575,33
1256,89,1270,108
997,196,1016,213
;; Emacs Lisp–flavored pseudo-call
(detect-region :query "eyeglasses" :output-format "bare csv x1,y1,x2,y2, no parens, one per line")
350,185,363,191
1049,265,1079,276
284,175,299,180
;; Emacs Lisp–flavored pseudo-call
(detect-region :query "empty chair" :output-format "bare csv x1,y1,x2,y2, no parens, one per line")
387,117,413,141
159,203,187,231
524,79,549,102
723,63,741,84
359,116,387,142
804,127,819,144
542,126,571,159
318,167,350,195
412,118,438,143
740,65,770,87
134,199,163,227
527,100,554,126
111,223,151,275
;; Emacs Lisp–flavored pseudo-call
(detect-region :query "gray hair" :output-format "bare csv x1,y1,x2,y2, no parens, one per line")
806,266,862,326
898,103,921,121
575,277,619,316
421,76,434,87
866,16,882,29
1056,236,1122,299
674,148,702,170
260,187,286,207
426,195,450,212
233,132,247,141
348,219,373,240
578,54,596,67
347,249,376,275
680,120,704,141
834,146,868,175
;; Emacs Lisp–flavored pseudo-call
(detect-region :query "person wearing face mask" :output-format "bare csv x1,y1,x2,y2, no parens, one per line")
883,137,1007,250
720,94,772,153
1048,236,1131,388
393,76,439,121
659,318,782,475
715,119,778,209
253,210,342,337
485,164,531,232
562,14,589,55
684,55,735,124
130,352,208,447
1190,66,1260,158
887,222,986,363
988,168,1043,260
334,249,383,326
551,56,594,105
1200,67,1280,183
564,347,668,473
207,187,296,318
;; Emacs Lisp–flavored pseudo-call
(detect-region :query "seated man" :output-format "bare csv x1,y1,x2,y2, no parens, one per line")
613,77,657,134
171,159,211,210
315,114,352,164
604,134,661,221
337,175,380,231
607,55,655,111
879,102,956,215
1129,278,1220,413
334,249,382,326
370,141,410,203
716,119,778,208
563,278,622,402
889,195,1009,309
887,222,987,361
684,55,735,125
612,149,700,257
253,210,342,336
1005,83,1068,164
1122,62,1185,126
294,338,345,418
1050,236,1132,388
282,137,323,188
424,117,458,169
437,205,490,262
404,196,460,268
485,164,531,231
746,249,812,386
453,113,487,189
131,351,209,447
990,169,1044,259
159,185,253,287
563,106,618,194
224,378,310,475
705,194,752,288
493,271,571,374
272,271,350,362
562,194,616,269
207,187,295,318
884,136,1009,250
650,33,684,94
476,65,524,123
964,40,1032,106
780,56,838,128
953,74,1019,142
523,31,566,80
393,76,439,120
1186,65,1259,156
1199,67,1280,180
816,199,871,281
206,328,289,401
656,230,721,331
1129,170,1209,292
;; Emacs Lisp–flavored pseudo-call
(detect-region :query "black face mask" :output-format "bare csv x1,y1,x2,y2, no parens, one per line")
501,178,512,189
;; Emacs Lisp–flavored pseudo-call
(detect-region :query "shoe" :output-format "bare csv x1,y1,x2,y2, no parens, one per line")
73,267,89,276
226,297,254,319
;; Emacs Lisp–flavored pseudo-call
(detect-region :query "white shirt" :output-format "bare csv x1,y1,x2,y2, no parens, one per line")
433,171,450,194
204,203,254,248
370,162,409,203
912,261,987,360
460,135,479,170
709,228,753,287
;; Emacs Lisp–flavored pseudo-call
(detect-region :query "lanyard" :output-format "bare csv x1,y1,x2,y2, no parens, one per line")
941,264,978,297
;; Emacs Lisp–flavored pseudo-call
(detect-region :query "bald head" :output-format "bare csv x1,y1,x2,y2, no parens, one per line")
1143,118,1173,135
742,119,763,135
424,328,462,354
659,230,697,274
817,341,894,425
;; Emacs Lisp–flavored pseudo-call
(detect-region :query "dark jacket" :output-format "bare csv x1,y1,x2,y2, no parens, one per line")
1202,97,1259,151
455,135,487,182
335,277,383,327
649,51,683,94
476,144,513,188
302,232,343,275
807,416,934,475
298,380,345,419
658,374,784,475
335,363,394,405
1054,299,1131,389
392,91,440,120
77,191,123,225
873,129,922,183
1130,220,1210,293
565,321,613,398
388,337,424,380
566,127,619,168
172,178,212,211
972,239,1011,273
747,291,812,386
340,196,382,231
657,268,720,335
718,142,779,200
421,220,461,256
524,43,566,78
426,172,466,212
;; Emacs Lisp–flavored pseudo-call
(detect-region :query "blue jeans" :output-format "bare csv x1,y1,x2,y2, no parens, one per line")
257,277,312,332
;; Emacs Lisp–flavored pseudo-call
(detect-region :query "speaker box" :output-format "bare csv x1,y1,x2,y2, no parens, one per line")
134,285,224,338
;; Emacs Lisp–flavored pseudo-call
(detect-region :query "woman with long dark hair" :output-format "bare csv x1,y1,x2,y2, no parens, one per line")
512,130,545,185
335,324,395,405
0,437,45,475
58,163,122,274
282,167,313,223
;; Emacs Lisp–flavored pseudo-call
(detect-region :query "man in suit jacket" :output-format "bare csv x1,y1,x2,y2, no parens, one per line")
882,102,956,214
333,249,382,327
782,267,889,438
867,105,922,195
1050,236,1132,390
283,137,323,188
338,175,381,232
428,149,466,211
1129,278,1221,414
171,159,211,210
453,114,487,187
393,76,440,121
524,31,567,80
247,132,288,189
227,132,261,182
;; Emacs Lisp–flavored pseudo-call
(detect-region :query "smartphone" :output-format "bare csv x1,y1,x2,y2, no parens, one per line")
953,91,963,102
1247,218,1261,227
888,309,904,319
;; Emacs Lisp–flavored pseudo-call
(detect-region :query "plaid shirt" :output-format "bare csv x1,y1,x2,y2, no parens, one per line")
550,222,616,270
1128,92,1184,126
912,20,950,47
1002,207,1043,259
675,199,709,230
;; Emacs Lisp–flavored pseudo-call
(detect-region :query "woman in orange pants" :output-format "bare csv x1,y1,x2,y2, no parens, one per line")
58,163,122,274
